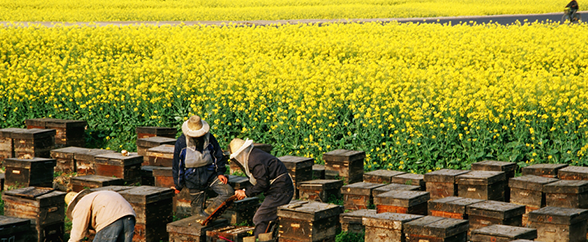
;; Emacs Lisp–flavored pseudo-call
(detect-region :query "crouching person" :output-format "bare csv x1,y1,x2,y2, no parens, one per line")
229,138,295,236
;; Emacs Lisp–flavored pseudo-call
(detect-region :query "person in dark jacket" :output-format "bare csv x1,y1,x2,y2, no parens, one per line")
567,0,579,16
172,115,234,218
229,138,294,236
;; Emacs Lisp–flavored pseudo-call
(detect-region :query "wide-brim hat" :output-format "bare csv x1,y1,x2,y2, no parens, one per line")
182,115,210,138
229,138,253,159
66,189,93,220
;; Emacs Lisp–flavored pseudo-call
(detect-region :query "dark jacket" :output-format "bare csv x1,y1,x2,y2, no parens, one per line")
245,148,293,197
567,0,579,10
172,133,227,191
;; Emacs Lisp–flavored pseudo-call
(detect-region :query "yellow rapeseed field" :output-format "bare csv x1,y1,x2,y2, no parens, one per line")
0,0,576,21
1,22,587,172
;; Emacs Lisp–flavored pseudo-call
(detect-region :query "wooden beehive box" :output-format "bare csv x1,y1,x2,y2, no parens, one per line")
277,200,342,242
227,175,252,190
363,170,406,184
168,215,229,242
145,144,175,167
119,186,174,242
471,160,518,204
374,190,430,215
341,182,385,211
12,128,55,159
391,173,426,190
152,166,173,188
470,224,537,242
313,164,325,179
94,152,143,185
206,226,255,242
543,179,588,208
50,146,88,173
373,183,423,198
466,200,525,235
74,148,116,175
427,196,484,219
0,128,21,165
90,185,134,193
2,187,66,242
456,170,507,201
339,209,376,234
404,216,469,242
558,165,588,180
4,157,56,190
70,175,125,192
508,175,559,226
323,149,365,184
141,165,157,186
363,212,423,242
175,188,193,219
298,179,344,203
0,215,32,242
26,118,87,148
136,126,177,139
136,136,176,164
221,197,260,225
522,163,568,178
424,169,470,199
528,206,588,242
278,155,313,198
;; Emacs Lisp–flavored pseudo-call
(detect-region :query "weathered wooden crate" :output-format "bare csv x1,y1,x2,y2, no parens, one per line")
70,175,125,192
298,179,344,203
508,175,559,226
0,215,32,242
404,216,469,242
470,224,537,242
74,148,116,175
26,118,87,148
339,209,376,233
228,175,252,191
277,200,342,242
0,128,22,165
323,149,365,184
94,152,143,185
428,196,484,219
152,166,174,188
373,183,421,198
221,197,260,225
12,128,55,159
363,170,406,184
528,206,588,242
145,144,174,167
50,146,88,173
229,143,273,175
374,190,430,215
392,173,426,191
2,187,66,242
470,160,518,204
466,200,525,235
279,155,314,198
558,165,588,180
341,182,385,211
119,186,174,242
168,216,229,242
456,171,506,201
141,165,156,186
521,163,568,178
136,126,177,139
313,164,325,179
424,169,470,199
543,179,588,208
136,136,176,164
206,226,255,242
174,188,193,219
363,212,423,242
4,157,56,189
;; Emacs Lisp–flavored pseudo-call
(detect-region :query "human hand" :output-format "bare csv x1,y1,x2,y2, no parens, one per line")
235,189,247,200
171,186,180,194
218,175,228,184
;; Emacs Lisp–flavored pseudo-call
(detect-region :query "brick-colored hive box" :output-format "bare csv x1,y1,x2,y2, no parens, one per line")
277,200,342,242
119,186,174,242
312,164,325,179
145,144,174,167
167,216,229,242
323,149,365,184
522,163,568,178
392,173,426,191
74,148,116,176
373,183,421,198
136,136,176,164
298,179,344,203
363,170,406,184
341,182,385,211
339,209,376,234
136,126,177,139
466,200,525,235
543,179,588,209
558,165,588,180
374,190,430,215
456,170,507,201
2,187,66,242
50,146,88,173
428,196,484,219
470,224,537,242
12,128,55,159
70,175,125,192
152,166,174,188
404,216,469,242
4,157,56,190
363,212,423,242
508,175,559,226
528,206,588,242
278,155,313,198
0,215,32,242
424,169,470,199
206,226,255,242
94,152,143,185
25,118,87,148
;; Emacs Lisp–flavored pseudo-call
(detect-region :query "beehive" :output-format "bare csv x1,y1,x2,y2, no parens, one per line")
25,118,87,148
145,144,175,167
119,186,174,242
558,165,588,180
221,197,260,225
278,155,313,198
404,216,469,242
466,200,525,235
521,163,568,178
136,136,176,164
298,179,344,203
313,164,325,179
69,175,125,192
152,166,174,188
12,128,55,159
371,183,421,198
94,152,143,185
363,170,406,184
470,224,537,242
0,128,21,165
508,175,559,226
339,209,376,233
391,173,426,191
427,196,484,219
456,170,506,201
363,212,423,242
0,215,32,242
341,182,385,211
140,165,157,186
424,169,470,199
374,190,430,215
74,148,116,176
167,216,229,242
4,157,56,190
471,160,518,204
543,180,588,208
528,206,588,242
277,200,342,242
135,126,177,139
206,226,255,242
323,149,365,184
227,175,252,191
50,146,88,173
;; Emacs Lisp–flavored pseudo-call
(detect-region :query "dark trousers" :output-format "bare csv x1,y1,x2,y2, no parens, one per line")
93,215,135,242
253,189,294,236
189,172,234,216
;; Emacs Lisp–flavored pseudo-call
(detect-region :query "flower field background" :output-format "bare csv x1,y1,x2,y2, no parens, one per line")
0,0,580,22
1,21,587,173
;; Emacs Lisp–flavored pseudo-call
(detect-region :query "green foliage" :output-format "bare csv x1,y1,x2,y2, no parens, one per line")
326,194,344,206
336,231,364,242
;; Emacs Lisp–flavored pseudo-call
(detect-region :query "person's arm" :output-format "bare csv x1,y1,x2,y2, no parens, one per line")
172,137,184,191
68,202,92,242
209,134,228,176
245,162,270,197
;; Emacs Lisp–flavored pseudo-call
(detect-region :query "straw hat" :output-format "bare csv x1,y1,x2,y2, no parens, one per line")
65,192,78,205
65,189,93,219
229,138,253,159
182,115,210,138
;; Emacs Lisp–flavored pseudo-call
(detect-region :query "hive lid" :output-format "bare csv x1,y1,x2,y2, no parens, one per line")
456,171,506,185
322,149,365,162
94,152,143,165
405,216,469,237
424,169,470,183
528,206,588,225
146,144,175,154
71,175,124,183
362,212,423,229
136,136,177,147
0,128,26,138
374,183,421,193
428,196,484,214
558,166,588,179
277,200,342,221
543,180,588,193
166,216,229,236
508,175,559,191
471,224,537,239
90,185,134,193
4,157,56,168
299,179,344,190
374,190,430,207
471,160,517,173
3,187,66,206
466,200,525,219
522,164,568,176
278,156,314,170
0,215,31,233
135,126,177,134
10,128,56,139
341,182,385,195
118,186,174,204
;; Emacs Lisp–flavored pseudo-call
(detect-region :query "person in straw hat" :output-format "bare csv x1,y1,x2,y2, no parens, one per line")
65,189,136,242
229,138,294,236
172,115,234,218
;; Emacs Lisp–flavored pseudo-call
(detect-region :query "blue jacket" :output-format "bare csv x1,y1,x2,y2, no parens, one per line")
172,133,227,190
